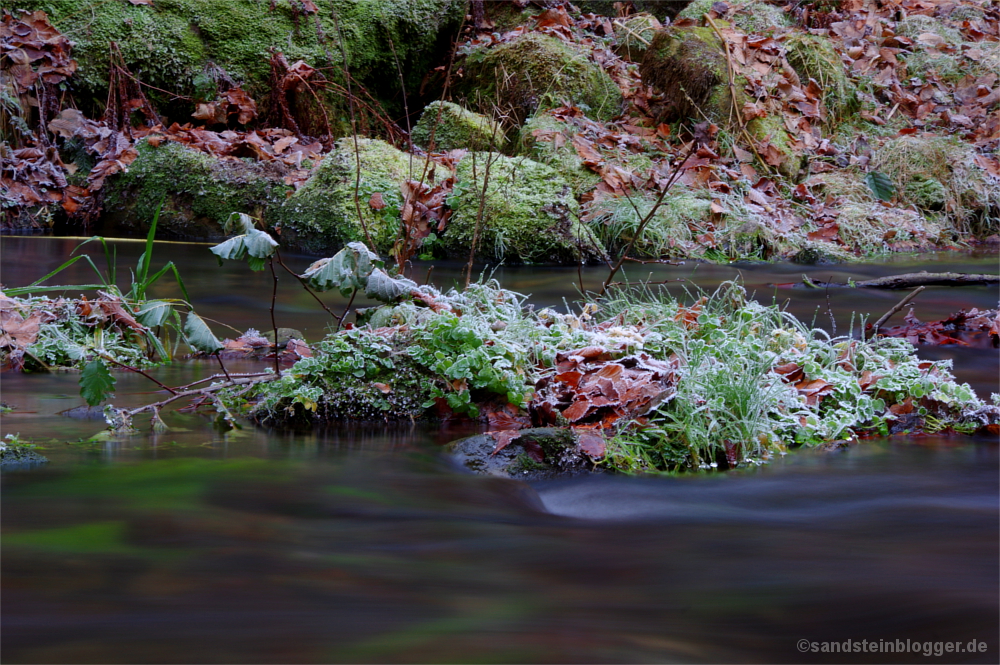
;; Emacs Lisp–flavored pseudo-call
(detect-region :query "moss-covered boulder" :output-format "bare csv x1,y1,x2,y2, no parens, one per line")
410,101,505,152
677,0,792,33
457,33,623,124
103,140,291,239
782,33,857,123
442,152,605,264
640,27,738,124
516,112,600,196
613,13,662,62
272,138,449,255
17,0,465,118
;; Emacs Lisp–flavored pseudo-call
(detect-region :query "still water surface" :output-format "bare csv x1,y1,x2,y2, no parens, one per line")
2,236,998,663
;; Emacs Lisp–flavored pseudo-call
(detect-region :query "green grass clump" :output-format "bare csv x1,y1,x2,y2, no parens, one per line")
871,134,1000,236
677,0,792,33
586,190,708,258
597,281,992,472
235,272,993,472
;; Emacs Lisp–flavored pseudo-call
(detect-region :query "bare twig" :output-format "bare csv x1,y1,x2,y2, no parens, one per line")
274,249,341,322
599,142,697,295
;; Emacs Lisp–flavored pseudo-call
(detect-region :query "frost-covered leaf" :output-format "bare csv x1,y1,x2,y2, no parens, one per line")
135,300,172,327
184,312,223,354
224,212,257,235
365,268,418,302
300,242,380,296
865,171,895,202
210,227,277,271
80,358,116,406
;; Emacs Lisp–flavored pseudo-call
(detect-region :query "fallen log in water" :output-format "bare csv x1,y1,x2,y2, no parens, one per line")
803,271,999,289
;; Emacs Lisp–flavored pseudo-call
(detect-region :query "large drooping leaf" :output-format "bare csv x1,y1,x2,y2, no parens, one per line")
864,171,895,202
300,242,380,296
183,312,223,354
210,213,278,271
81,358,116,406
365,268,419,302
224,212,257,235
135,300,172,327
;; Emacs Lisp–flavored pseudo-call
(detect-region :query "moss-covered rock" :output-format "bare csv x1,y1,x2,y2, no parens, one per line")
516,112,600,196
271,137,449,255
782,33,857,123
410,101,505,152
103,140,291,239
640,27,739,123
677,0,792,33
442,152,605,264
18,0,465,119
613,13,662,62
457,33,623,124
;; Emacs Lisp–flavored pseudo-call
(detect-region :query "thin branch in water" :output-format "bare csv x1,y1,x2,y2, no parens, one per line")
274,248,341,322
215,352,232,382
867,286,926,339
268,257,280,374
99,354,178,395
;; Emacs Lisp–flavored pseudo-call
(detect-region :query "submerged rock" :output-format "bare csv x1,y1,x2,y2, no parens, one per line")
448,427,603,480
0,442,49,467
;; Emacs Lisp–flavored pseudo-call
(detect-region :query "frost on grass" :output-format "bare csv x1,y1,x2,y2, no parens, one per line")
228,277,997,474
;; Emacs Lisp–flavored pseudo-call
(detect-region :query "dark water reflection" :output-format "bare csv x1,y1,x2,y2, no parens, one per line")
2,237,999,663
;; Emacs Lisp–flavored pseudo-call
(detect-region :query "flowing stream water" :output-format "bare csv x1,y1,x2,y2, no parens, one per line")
2,235,998,663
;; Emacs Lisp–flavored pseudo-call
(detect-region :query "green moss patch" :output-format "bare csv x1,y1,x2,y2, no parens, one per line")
410,101,505,152
457,32,623,124
442,152,604,264
640,27,735,123
516,112,600,196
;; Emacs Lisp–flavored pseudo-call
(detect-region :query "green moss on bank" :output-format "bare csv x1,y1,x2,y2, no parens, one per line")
457,32,623,124
410,101,505,152
104,140,291,238
443,152,605,264
17,0,465,118
272,138,449,255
